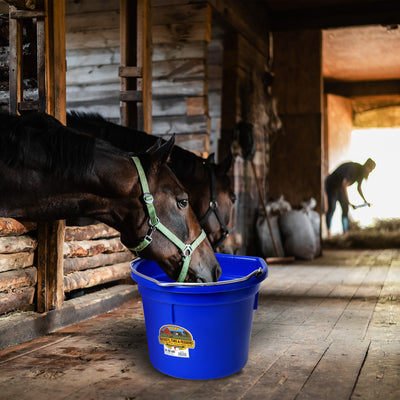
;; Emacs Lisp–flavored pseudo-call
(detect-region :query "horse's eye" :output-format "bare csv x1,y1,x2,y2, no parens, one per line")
177,198,188,209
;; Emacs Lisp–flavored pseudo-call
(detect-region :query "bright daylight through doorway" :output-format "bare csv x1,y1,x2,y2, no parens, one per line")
329,128,400,234
347,128,400,226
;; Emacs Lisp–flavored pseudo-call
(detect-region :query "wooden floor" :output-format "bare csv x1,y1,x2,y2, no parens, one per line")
0,249,399,399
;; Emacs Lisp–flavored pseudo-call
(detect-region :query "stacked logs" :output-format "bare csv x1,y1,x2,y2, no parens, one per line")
63,223,133,294
0,218,37,315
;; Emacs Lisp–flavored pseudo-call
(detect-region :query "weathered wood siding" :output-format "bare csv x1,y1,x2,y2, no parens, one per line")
152,1,211,154
63,224,132,294
0,218,37,315
65,0,121,122
218,29,272,255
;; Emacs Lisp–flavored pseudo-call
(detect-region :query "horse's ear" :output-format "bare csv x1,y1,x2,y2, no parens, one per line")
207,153,215,164
147,135,175,170
216,150,233,175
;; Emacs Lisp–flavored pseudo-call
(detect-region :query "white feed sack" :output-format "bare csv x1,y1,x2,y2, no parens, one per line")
256,213,285,258
280,210,317,260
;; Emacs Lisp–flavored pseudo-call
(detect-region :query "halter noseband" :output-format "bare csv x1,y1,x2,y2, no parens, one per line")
199,160,234,250
129,156,206,282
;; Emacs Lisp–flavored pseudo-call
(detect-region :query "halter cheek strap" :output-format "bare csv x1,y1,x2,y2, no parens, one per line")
129,156,207,282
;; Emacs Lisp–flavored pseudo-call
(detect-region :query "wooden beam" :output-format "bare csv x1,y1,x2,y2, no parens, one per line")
120,0,152,132
45,0,66,122
119,66,142,78
269,1,400,30
119,90,143,102
325,79,400,97
37,220,65,312
36,0,66,313
8,6,23,114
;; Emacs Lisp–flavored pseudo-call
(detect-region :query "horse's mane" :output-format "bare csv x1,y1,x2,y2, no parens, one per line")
67,111,155,152
0,112,125,178
67,111,207,179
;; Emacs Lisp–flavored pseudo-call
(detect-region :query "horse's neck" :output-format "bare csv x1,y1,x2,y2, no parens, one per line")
0,152,139,225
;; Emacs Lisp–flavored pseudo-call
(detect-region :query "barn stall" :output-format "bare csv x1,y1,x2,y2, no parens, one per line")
0,0,400,398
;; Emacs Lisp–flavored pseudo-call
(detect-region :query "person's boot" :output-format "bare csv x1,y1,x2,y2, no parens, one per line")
342,216,349,233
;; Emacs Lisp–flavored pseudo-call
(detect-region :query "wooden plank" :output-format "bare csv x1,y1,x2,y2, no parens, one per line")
153,41,206,61
352,340,400,400
186,96,205,115
66,82,120,102
9,10,45,19
0,287,35,315
0,284,138,351
269,1,400,30
66,47,120,68
119,66,142,78
0,219,36,237
119,90,143,102
152,3,209,26
65,10,119,33
152,78,205,97
63,238,126,258
8,5,22,114
66,64,119,86
152,97,187,117
295,340,371,400
63,262,131,292
0,236,37,253
0,267,37,291
65,223,119,242
0,252,35,273
37,220,65,313
63,251,132,275
153,58,205,80
66,0,119,15
153,23,208,44
141,0,152,133
325,79,400,97
152,114,209,135
66,28,120,50
241,342,332,399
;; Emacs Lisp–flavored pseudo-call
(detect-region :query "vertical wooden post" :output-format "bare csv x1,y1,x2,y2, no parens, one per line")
120,0,152,132
141,0,152,133
8,5,23,114
37,0,66,313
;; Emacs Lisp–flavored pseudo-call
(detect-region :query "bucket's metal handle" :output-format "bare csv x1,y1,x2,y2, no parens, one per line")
130,260,264,287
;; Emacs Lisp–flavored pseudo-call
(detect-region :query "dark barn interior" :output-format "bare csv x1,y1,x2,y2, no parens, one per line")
0,0,400,399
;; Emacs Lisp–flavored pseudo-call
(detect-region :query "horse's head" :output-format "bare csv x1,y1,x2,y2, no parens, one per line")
121,137,221,283
197,152,236,251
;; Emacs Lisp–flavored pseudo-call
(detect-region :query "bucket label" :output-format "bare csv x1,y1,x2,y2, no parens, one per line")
159,325,195,358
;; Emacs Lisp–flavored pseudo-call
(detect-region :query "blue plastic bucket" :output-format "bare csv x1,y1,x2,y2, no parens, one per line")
130,253,268,380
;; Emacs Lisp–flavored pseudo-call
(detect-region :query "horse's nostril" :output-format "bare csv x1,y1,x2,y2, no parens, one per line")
214,264,222,281
196,276,206,283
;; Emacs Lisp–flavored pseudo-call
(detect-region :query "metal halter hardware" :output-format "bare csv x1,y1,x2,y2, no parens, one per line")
199,160,235,250
129,156,207,283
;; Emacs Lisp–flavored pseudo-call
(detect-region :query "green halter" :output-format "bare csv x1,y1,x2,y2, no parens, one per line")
129,156,207,282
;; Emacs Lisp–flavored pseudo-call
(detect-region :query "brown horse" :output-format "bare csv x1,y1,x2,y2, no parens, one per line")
0,112,221,282
67,112,236,250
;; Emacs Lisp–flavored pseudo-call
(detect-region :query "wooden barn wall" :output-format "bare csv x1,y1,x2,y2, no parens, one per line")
268,30,324,212
65,0,121,122
151,1,211,154
0,220,37,315
219,31,271,255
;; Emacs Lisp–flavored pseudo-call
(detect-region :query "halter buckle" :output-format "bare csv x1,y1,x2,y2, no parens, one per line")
182,244,193,257
143,193,154,204
144,234,153,244
209,200,218,209
149,216,160,228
